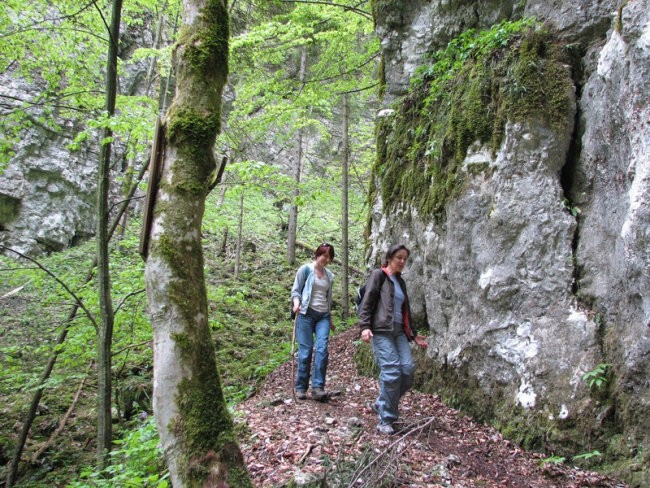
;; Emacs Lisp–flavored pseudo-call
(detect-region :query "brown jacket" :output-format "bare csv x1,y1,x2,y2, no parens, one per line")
358,268,415,340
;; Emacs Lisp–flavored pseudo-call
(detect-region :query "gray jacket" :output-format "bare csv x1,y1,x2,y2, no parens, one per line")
358,268,415,340
290,263,334,314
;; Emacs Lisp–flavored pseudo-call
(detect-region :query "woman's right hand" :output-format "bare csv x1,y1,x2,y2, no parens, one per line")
292,300,301,314
361,329,373,343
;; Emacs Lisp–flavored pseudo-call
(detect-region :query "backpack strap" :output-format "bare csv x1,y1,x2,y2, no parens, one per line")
373,268,387,292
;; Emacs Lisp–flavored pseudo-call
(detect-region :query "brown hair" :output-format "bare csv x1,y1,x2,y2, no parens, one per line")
383,244,410,266
315,242,335,260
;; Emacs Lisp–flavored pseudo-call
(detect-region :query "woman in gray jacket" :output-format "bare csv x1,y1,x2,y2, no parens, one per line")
358,244,428,434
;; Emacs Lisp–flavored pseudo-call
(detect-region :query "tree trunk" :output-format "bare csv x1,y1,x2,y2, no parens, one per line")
145,7,166,97
143,1,251,486
341,93,350,320
96,0,122,468
5,161,148,488
219,226,229,257
160,9,180,113
116,161,133,242
287,46,307,265
234,188,244,279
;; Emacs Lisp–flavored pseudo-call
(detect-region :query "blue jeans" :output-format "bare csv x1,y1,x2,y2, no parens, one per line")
295,308,331,391
372,326,415,424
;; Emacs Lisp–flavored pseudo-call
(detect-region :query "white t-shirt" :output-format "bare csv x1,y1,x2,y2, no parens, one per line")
309,273,330,312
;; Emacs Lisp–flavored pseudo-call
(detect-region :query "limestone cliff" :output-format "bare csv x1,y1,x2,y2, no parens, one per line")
369,0,649,484
0,72,97,255
0,19,154,256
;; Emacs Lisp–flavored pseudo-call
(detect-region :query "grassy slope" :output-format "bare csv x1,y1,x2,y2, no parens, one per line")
0,181,366,486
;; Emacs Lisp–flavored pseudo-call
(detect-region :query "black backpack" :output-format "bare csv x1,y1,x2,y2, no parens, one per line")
354,270,387,313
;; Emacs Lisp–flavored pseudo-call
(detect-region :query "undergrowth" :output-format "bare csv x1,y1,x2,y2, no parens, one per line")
0,175,366,486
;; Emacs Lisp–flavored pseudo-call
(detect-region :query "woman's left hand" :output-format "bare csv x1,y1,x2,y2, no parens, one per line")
414,335,428,348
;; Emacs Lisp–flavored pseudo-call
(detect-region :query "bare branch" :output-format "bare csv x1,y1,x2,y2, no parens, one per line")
113,288,146,315
303,52,381,84
112,339,151,358
338,82,379,95
347,416,437,487
30,364,92,463
279,0,372,19
0,245,98,329
0,1,97,39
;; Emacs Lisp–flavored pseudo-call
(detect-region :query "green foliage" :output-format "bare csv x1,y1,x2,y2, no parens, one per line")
582,363,612,390
540,454,566,466
205,159,367,265
375,19,574,220
562,198,582,217
540,450,603,467
573,450,603,461
0,145,367,486
0,235,150,400
411,18,537,93
0,1,371,485
221,0,378,192
0,0,176,171
69,418,169,487
0,0,105,166
353,340,379,377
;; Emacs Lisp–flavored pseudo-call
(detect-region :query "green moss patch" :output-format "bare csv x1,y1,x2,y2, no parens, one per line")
374,19,574,221
353,340,379,377
0,195,20,226
176,0,229,77
370,0,405,29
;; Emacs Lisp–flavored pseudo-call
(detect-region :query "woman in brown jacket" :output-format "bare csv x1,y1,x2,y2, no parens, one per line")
358,244,428,434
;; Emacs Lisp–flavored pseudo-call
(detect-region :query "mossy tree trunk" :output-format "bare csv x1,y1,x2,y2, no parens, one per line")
143,0,251,486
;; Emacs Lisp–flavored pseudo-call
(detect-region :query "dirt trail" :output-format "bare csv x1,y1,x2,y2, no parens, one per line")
236,328,627,487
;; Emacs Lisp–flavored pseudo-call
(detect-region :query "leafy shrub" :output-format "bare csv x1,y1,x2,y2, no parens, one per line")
69,418,169,487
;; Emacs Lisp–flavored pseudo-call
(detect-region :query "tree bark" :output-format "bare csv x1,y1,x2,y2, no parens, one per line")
96,0,122,468
234,188,244,279
143,0,251,486
287,45,307,265
341,93,350,320
4,160,148,488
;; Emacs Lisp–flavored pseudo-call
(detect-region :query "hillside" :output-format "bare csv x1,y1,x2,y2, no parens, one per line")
0,234,630,486
235,328,627,487
2,2,648,484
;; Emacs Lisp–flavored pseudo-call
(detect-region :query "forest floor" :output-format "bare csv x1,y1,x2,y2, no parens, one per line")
236,328,628,488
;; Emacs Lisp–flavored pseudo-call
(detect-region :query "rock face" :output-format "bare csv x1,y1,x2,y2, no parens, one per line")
0,17,154,257
0,74,97,255
369,0,649,484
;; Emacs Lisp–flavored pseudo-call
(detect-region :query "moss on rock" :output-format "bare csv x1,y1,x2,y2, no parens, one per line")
0,195,20,226
353,340,379,377
374,20,574,221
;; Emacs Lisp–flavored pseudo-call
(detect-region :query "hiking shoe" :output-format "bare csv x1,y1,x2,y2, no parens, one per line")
295,390,307,400
311,388,328,402
377,422,395,435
